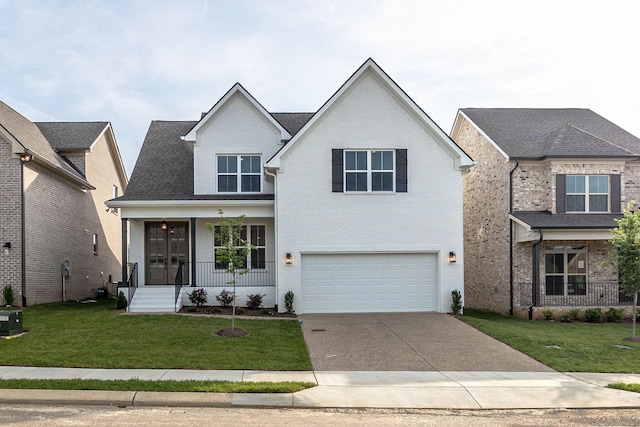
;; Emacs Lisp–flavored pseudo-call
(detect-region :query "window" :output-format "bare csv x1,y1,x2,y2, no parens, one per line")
566,175,608,212
344,150,394,192
217,155,261,193
92,233,98,256
544,245,587,296
214,225,265,269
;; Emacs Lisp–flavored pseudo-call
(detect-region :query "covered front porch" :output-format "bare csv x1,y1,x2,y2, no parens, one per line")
115,200,277,312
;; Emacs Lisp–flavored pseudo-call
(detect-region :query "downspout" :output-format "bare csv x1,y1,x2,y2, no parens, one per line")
264,166,279,312
508,160,519,316
21,160,27,306
530,228,544,320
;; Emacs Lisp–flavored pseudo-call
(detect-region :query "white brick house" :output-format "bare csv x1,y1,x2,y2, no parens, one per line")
0,101,128,306
108,59,473,313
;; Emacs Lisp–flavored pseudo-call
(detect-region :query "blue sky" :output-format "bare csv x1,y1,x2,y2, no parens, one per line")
2,0,639,176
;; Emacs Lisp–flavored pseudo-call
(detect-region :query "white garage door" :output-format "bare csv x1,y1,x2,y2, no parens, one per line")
301,253,438,313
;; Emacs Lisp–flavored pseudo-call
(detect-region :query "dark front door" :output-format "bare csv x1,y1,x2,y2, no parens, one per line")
146,222,188,285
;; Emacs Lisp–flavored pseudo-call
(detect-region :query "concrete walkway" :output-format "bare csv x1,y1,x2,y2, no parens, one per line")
1,366,640,409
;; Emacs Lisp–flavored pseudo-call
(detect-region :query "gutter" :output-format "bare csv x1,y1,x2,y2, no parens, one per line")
508,160,518,316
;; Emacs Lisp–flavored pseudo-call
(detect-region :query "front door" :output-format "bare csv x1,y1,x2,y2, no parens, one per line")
146,222,189,285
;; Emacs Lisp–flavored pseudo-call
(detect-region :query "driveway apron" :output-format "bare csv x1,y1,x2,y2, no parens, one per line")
298,313,554,372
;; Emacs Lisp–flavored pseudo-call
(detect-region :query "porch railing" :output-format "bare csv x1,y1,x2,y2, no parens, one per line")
126,262,138,312
520,281,638,307
184,261,276,288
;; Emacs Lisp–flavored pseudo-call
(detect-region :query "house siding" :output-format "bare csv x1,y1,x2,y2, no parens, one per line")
23,131,124,305
453,117,512,313
0,136,23,305
275,72,465,313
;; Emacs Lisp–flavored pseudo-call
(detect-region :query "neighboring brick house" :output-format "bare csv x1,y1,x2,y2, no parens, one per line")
108,59,474,313
450,108,640,317
0,100,128,306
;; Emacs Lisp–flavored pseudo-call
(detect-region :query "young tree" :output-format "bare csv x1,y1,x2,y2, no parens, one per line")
207,209,253,332
609,201,640,339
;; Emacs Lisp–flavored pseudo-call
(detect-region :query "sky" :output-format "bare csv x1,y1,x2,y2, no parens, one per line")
1,0,639,177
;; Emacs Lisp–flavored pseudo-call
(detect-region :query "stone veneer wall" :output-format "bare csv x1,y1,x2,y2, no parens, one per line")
453,117,513,313
0,137,23,305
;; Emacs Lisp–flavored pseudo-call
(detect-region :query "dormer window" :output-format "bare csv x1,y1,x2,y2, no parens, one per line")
217,155,261,193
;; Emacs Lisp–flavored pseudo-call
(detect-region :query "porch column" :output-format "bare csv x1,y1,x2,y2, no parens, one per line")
190,217,196,287
121,218,128,286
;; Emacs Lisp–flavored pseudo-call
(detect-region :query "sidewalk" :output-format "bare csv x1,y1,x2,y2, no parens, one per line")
1,366,640,409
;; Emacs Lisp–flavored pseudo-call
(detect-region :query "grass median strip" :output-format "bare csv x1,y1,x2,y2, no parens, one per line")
458,309,640,372
0,379,316,393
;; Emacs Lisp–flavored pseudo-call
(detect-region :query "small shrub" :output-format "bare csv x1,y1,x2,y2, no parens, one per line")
187,288,208,307
186,306,198,312
560,313,572,323
216,289,235,307
262,308,274,316
567,309,581,321
542,309,553,320
3,285,14,306
235,307,244,314
246,293,266,309
284,290,295,314
451,289,463,314
605,307,624,323
115,291,127,309
584,308,603,323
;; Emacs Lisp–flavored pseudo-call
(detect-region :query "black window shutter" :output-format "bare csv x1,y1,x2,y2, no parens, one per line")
610,174,621,213
332,149,343,192
556,174,566,213
396,149,408,192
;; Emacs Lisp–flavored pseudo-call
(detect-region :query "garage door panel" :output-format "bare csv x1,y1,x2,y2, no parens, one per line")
301,253,438,313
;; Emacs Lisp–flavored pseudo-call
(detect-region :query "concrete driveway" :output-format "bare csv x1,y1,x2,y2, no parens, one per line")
298,312,554,371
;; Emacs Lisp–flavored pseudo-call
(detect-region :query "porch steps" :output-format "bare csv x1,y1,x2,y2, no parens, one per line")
128,286,177,313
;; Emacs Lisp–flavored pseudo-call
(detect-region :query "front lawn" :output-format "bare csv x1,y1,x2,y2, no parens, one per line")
0,299,312,370
459,309,640,372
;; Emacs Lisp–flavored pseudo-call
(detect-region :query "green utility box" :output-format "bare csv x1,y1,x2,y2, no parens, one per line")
0,310,23,336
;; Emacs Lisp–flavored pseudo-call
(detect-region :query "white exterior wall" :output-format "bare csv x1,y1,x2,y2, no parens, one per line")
193,93,282,195
274,73,465,313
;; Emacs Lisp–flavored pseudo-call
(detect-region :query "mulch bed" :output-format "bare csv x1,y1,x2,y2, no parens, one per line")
178,305,296,318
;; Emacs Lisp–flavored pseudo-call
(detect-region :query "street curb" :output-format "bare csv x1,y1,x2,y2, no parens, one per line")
0,389,136,406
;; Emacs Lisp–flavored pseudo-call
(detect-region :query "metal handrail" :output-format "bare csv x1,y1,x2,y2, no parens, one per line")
126,262,138,312
520,281,638,307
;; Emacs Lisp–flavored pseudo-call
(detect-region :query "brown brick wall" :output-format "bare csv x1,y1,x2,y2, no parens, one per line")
0,137,23,305
453,117,513,313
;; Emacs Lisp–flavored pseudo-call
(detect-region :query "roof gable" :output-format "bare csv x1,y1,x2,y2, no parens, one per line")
267,58,473,170
183,83,292,144
456,108,640,160
35,122,108,151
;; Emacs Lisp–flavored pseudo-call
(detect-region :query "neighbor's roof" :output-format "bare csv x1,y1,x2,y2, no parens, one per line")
35,122,109,151
511,211,621,229
460,108,640,160
272,113,315,137
0,100,93,189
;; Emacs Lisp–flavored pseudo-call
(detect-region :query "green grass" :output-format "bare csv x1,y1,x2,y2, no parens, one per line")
0,379,315,393
0,299,311,370
609,383,640,393
459,309,640,372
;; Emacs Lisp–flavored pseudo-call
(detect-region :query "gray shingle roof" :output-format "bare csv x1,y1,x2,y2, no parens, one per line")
271,113,314,137
461,108,640,159
35,122,108,151
512,211,621,229
0,100,92,187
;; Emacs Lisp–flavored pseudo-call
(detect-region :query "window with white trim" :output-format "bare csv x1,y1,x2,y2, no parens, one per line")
344,150,394,192
566,175,608,212
214,225,265,269
544,245,587,296
217,155,261,193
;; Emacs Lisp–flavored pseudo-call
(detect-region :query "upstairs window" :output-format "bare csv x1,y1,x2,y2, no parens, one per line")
217,155,261,192
344,150,394,192
566,175,608,212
